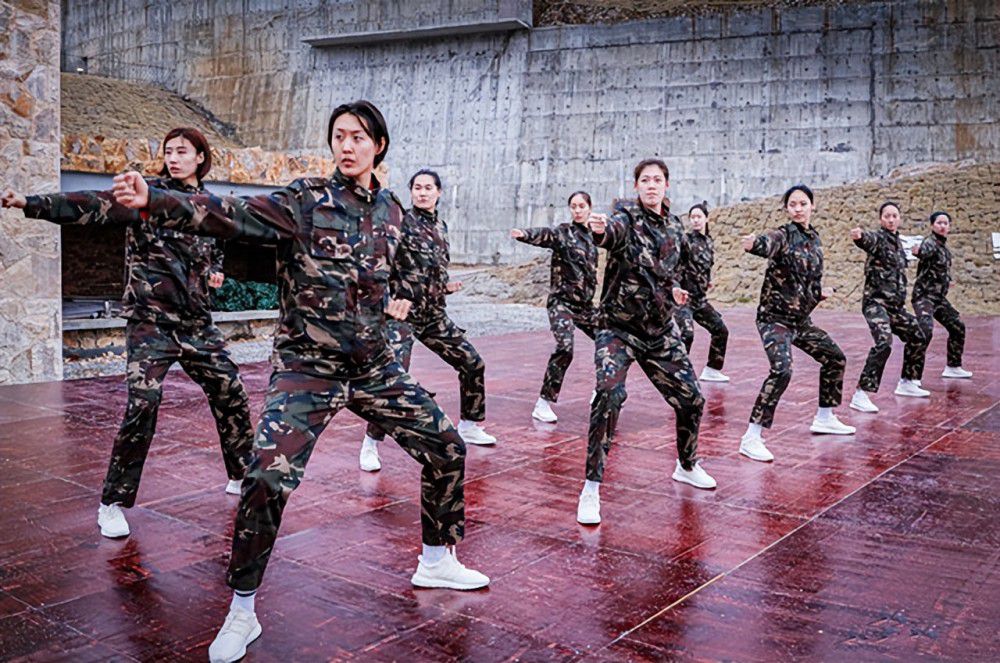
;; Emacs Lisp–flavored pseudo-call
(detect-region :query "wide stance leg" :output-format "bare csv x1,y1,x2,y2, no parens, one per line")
366,320,415,442
692,302,729,370
858,302,893,393
673,305,695,354
636,338,705,470
178,323,254,480
889,308,928,381
101,322,177,507
912,298,936,379
540,299,576,402
586,329,635,481
749,321,794,428
935,300,966,368
417,314,486,422
791,322,846,408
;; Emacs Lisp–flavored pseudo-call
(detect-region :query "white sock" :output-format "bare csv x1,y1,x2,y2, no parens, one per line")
582,480,600,496
231,590,256,614
745,423,763,438
422,544,447,564
459,419,474,429
536,397,552,406
362,435,379,450
816,407,833,421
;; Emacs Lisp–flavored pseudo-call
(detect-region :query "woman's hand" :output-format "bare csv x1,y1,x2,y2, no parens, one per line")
386,298,412,321
509,229,524,239
112,171,149,209
1,190,26,208
588,213,608,235
740,234,755,252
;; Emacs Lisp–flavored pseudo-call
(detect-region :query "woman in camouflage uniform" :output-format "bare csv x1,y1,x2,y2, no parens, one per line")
911,211,973,380
674,202,730,383
111,102,489,663
738,184,855,464
510,190,599,424
2,128,254,540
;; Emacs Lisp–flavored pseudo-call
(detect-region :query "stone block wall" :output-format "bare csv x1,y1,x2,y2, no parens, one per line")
0,0,62,384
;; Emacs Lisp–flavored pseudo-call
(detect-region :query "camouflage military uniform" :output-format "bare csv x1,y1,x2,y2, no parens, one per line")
366,206,486,443
748,222,845,428
142,170,467,592
673,230,729,370
587,200,704,480
514,221,598,402
911,232,965,374
853,227,927,392
23,179,253,508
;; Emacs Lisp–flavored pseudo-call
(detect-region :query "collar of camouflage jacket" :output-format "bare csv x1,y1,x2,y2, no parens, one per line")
147,176,203,194
932,231,948,244
332,168,381,202
880,227,900,241
413,205,438,222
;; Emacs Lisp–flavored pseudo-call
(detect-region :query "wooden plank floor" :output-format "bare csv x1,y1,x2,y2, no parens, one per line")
1,307,997,661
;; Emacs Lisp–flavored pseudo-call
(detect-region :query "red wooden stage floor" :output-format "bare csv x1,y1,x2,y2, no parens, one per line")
1,307,997,661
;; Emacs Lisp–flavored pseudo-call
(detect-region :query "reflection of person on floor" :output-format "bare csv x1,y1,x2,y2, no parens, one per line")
577,159,718,527
738,184,855,464
110,101,489,663
848,202,930,414
511,190,599,424
359,168,496,472
673,202,730,383
2,127,253,540
911,211,973,381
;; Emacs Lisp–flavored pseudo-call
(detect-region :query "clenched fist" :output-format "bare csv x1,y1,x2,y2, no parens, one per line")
1,190,26,209
587,213,608,235
386,298,412,321
740,234,755,252
112,171,149,209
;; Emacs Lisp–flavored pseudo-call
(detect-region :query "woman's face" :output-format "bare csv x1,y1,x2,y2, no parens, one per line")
932,214,951,236
635,165,668,210
410,174,441,212
880,205,901,232
330,113,383,181
569,194,591,223
785,190,814,225
163,136,204,183
688,207,707,233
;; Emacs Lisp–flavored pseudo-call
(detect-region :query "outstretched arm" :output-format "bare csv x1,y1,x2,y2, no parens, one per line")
511,227,558,249
746,227,787,258
5,187,139,227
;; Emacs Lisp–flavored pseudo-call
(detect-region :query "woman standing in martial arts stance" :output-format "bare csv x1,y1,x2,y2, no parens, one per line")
358,169,496,472
577,159,716,527
911,211,973,380
2,127,253,539
738,184,855,463
510,190,599,423
112,101,488,663
848,202,930,412
674,202,730,382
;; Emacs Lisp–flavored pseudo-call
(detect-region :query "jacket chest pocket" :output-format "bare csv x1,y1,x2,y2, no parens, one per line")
311,212,361,261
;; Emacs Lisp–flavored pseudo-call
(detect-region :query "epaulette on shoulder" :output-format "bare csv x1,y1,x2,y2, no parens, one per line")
382,188,405,210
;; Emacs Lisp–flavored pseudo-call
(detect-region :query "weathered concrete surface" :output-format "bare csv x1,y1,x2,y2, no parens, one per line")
0,0,63,384
61,0,1000,263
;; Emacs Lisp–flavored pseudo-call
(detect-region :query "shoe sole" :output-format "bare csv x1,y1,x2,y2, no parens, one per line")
849,402,879,413
671,472,716,489
809,425,856,435
531,412,557,423
894,391,930,398
463,439,496,446
225,488,242,495
941,375,972,379
359,464,381,472
576,516,601,525
699,377,730,382
209,623,262,663
99,527,130,538
410,575,490,590
739,447,773,462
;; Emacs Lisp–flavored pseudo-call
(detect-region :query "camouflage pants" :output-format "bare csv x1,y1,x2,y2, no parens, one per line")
750,319,846,428
673,301,729,370
912,297,965,375
102,320,253,508
228,365,467,592
587,328,704,479
540,298,597,402
858,300,927,392
367,313,485,441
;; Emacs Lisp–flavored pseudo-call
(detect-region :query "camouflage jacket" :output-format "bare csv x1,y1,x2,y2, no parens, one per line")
514,221,597,310
749,221,824,327
678,230,714,307
912,232,951,303
594,199,683,342
853,227,908,308
389,206,451,323
24,178,223,326
142,170,404,379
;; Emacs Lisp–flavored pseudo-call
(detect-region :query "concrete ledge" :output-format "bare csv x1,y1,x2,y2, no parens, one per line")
304,19,530,47
63,309,279,331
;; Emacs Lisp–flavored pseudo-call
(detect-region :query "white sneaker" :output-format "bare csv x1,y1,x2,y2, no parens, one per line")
809,413,856,435
225,479,242,495
457,420,496,446
576,491,601,524
359,435,381,472
942,366,973,379
410,549,490,590
208,607,262,663
590,389,597,404
671,459,717,489
739,433,774,462
97,503,130,538
699,367,730,382
531,397,558,423
895,379,930,398
849,390,879,413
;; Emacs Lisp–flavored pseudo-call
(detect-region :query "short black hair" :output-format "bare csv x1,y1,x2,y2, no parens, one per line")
327,100,390,167
781,184,814,207
929,210,951,224
879,201,901,217
688,202,709,218
567,190,592,207
409,169,441,190
633,159,669,184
